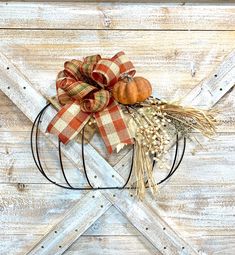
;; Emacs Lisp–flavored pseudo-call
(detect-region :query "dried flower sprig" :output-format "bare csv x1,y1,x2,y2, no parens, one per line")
126,96,217,199
141,97,217,138
126,103,174,199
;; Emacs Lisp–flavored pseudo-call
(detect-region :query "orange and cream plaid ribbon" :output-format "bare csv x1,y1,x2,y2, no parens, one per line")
47,51,135,153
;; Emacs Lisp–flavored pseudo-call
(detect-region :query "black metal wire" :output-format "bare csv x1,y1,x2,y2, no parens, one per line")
81,128,94,188
30,103,186,190
31,103,134,190
81,124,135,189
30,104,77,190
57,126,135,189
157,136,186,185
58,140,74,189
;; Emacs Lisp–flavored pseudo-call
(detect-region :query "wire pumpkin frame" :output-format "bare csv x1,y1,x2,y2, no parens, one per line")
30,103,186,191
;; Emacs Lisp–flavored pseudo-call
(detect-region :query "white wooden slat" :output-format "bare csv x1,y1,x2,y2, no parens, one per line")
109,191,199,255
82,182,235,238
3,0,235,3
2,130,235,187
65,235,159,255
0,52,199,254
67,234,235,255
0,184,87,236
1,29,234,102
1,179,234,238
1,234,235,255
1,182,234,254
1,29,235,136
182,49,235,107
27,191,111,255
116,49,235,184
0,52,114,254
109,49,235,254
0,48,234,255
1,3,235,30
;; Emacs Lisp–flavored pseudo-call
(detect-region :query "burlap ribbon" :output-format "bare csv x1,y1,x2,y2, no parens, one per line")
47,51,135,153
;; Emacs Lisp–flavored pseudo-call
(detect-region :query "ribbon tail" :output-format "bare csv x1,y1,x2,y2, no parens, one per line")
94,99,134,153
47,102,91,144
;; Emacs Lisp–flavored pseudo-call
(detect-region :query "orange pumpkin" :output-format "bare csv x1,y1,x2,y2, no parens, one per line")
112,76,152,105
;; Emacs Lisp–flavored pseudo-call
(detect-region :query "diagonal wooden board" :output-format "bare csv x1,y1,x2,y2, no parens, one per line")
26,191,112,255
0,49,234,254
182,49,235,108
0,51,198,255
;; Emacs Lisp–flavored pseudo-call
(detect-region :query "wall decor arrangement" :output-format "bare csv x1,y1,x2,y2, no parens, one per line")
31,51,217,200
0,2,235,255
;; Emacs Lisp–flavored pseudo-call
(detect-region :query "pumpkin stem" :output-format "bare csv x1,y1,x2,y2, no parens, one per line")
120,73,133,82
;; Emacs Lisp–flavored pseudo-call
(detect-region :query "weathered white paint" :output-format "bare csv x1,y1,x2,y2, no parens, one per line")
0,50,199,254
27,191,111,255
1,47,234,254
0,3,235,255
0,29,235,102
0,3,235,30
182,49,235,108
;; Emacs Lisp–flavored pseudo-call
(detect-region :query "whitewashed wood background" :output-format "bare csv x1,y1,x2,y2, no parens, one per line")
0,2,235,255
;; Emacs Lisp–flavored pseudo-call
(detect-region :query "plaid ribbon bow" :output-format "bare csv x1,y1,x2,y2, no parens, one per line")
47,51,135,153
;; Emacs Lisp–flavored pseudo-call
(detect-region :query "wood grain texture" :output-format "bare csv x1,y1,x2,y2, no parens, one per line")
1,91,234,253
1,47,235,253
27,191,112,255
0,3,235,255
0,29,234,99
0,31,235,253
0,234,159,255
1,183,235,254
0,184,86,235
1,234,235,255
0,51,199,254
1,29,235,135
1,3,235,30
3,0,235,3
182,49,235,108
65,235,158,255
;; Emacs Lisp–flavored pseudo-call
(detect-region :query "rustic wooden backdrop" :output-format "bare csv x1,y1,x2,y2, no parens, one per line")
0,2,235,255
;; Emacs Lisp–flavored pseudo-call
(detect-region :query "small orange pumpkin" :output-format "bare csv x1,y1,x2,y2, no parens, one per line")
112,75,152,105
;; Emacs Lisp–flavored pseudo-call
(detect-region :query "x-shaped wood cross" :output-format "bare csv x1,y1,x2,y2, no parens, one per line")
0,50,234,255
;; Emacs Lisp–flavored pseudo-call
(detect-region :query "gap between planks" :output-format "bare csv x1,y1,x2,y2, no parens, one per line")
0,3,235,30
1,28,235,32
0,51,200,254
1,34,235,255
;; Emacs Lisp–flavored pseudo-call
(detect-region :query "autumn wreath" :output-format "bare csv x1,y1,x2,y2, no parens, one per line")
31,51,216,199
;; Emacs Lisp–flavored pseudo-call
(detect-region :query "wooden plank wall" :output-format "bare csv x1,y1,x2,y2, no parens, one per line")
0,2,235,255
